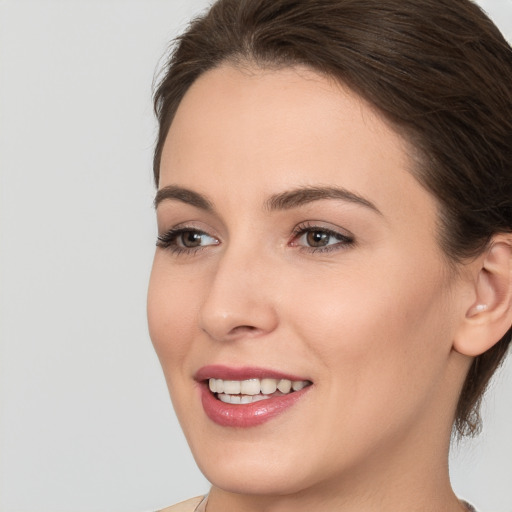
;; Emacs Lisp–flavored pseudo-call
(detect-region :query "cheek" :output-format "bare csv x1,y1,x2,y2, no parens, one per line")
147,255,201,367
285,258,453,421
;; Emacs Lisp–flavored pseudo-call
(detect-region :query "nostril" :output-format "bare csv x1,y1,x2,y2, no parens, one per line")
199,286,279,341
200,323,260,341
228,325,259,336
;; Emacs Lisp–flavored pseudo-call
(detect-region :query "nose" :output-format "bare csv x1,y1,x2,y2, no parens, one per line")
199,244,279,342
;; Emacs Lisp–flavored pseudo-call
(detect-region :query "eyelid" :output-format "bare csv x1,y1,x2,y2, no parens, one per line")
289,221,355,253
156,220,219,240
156,224,220,255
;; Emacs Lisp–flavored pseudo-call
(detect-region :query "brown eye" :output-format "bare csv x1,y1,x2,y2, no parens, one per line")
292,225,355,253
180,231,203,248
156,228,219,253
306,230,331,247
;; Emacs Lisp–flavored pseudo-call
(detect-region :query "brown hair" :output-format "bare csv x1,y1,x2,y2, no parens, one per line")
153,0,512,437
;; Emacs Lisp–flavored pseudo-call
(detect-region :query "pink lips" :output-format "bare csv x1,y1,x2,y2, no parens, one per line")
195,365,308,382
195,365,312,428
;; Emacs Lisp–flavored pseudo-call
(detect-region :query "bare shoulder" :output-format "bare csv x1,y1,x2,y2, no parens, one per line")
158,496,205,512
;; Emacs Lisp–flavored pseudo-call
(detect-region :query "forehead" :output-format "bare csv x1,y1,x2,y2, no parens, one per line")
160,63,435,226
164,63,404,163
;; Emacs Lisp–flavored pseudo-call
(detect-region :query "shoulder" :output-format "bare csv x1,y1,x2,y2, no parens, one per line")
157,496,205,512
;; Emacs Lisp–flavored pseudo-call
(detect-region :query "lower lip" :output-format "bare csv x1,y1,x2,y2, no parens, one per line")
199,383,311,428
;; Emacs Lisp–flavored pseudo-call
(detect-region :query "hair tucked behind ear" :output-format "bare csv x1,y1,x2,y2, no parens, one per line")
153,0,512,437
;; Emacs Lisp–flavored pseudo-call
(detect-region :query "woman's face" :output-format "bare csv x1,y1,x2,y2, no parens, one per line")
148,64,469,496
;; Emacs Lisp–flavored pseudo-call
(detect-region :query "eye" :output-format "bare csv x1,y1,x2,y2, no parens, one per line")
156,227,219,254
291,223,354,253
303,230,333,248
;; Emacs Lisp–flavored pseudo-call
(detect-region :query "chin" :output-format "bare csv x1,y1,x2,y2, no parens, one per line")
186,425,334,497
199,455,314,496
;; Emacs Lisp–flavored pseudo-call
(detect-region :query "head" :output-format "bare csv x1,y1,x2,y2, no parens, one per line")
148,0,512,498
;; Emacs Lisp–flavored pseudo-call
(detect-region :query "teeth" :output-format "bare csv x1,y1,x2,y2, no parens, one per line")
260,378,277,394
240,379,260,395
277,378,292,393
208,377,310,403
218,393,273,404
292,380,306,391
223,380,241,394
230,394,241,404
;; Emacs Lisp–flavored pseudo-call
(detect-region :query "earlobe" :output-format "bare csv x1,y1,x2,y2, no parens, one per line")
454,238,512,357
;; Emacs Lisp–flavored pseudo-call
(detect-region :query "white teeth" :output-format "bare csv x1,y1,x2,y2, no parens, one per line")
277,378,292,393
223,380,241,394
217,393,232,404
240,379,261,395
260,378,277,394
218,393,272,404
208,377,310,403
292,380,306,391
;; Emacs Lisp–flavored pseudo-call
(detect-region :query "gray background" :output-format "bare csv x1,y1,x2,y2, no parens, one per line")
0,1,511,511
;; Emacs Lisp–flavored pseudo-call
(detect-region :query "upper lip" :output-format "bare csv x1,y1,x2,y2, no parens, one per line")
195,365,311,383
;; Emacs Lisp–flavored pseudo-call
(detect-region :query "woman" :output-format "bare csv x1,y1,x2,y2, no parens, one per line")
147,0,512,510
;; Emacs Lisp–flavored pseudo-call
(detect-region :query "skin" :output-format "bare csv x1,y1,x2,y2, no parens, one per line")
148,64,476,512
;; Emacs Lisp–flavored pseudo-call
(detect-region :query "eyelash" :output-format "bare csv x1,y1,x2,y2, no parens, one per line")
156,227,218,255
290,222,355,253
156,223,355,255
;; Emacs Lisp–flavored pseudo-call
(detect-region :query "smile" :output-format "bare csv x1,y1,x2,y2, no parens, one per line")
209,378,310,404
196,366,313,427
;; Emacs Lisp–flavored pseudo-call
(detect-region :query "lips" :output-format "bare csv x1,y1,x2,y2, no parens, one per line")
196,365,312,427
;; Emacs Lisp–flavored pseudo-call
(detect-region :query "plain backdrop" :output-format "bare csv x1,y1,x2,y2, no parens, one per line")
0,1,511,511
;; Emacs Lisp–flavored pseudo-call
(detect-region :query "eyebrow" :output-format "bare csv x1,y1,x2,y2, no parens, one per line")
154,184,381,215
264,186,381,214
154,185,214,211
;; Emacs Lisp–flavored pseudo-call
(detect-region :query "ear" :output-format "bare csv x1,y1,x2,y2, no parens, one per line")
453,236,512,357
